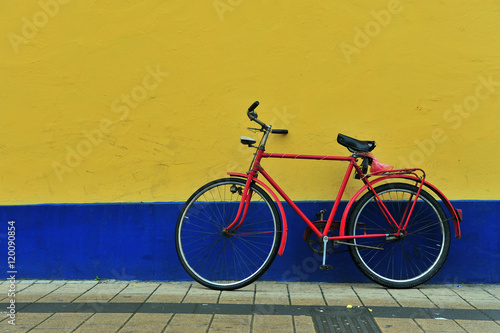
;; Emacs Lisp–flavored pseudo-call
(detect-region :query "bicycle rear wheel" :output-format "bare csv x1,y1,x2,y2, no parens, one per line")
347,182,450,288
175,178,281,290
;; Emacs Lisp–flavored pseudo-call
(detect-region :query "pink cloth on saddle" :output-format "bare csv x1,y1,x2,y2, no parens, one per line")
370,157,394,173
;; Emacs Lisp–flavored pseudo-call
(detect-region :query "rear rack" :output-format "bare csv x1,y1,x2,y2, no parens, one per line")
366,168,426,180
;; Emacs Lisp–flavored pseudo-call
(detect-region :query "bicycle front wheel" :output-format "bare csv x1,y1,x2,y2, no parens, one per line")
347,182,450,288
175,178,281,290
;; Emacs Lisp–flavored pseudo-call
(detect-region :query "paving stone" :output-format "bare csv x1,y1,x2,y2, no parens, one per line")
415,318,466,332
183,284,221,304
32,313,92,330
419,285,457,297
455,319,500,332
73,282,127,303
451,286,500,309
120,313,172,332
124,282,161,291
208,314,251,332
31,329,83,332
81,313,131,325
352,285,399,307
219,285,255,304
17,280,36,284
374,318,423,333
388,289,436,308
463,299,500,310
14,283,63,303
394,297,437,308
110,282,159,303
252,315,293,333
73,313,131,332
164,314,212,333
423,295,474,309
146,282,191,303
254,283,289,305
0,313,53,332
49,280,67,284
389,288,427,299
484,285,500,299
288,282,325,306
0,280,33,302
36,283,96,303
453,285,495,300
293,315,316,332
320,284,363,306
73,326,120,333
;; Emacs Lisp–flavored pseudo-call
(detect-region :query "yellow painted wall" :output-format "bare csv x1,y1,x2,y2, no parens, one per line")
1,0,499,204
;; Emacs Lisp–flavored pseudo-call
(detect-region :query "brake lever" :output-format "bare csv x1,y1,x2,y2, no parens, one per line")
247,127,263,133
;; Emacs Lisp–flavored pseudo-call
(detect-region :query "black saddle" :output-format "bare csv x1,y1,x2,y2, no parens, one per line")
337,133,376,152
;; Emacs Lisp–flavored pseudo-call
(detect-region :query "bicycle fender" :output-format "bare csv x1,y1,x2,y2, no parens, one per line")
340,175,462,239
227,172,288,256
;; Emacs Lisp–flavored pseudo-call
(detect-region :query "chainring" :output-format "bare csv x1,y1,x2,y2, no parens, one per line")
304,221,336,255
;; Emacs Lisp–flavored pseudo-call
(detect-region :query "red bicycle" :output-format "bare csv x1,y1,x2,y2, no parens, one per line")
175,101,462,290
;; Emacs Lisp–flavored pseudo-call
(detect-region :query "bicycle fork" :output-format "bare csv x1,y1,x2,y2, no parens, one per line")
225,147,267,233
224,183,253,233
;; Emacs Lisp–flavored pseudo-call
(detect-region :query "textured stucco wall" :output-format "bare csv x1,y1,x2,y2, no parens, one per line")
1,1,499,204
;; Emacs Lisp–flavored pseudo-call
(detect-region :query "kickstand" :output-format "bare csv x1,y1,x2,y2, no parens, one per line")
319,236,332,270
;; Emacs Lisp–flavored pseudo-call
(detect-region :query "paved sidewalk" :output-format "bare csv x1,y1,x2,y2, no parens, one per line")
0,280,499,332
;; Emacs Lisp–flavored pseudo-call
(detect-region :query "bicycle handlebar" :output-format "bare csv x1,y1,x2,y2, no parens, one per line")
246,101,288,134
247,101,267,128
248,101,259,112
271,129,288,134
247,101,260,122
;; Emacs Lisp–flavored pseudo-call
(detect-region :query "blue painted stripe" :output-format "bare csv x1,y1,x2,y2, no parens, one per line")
0,201,498,283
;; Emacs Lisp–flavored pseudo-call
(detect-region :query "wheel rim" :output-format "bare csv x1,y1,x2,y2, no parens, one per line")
177,180,279,288
351,186,447,284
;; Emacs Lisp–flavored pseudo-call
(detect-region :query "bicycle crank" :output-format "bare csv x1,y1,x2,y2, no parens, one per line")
320,236,333,270
304,220,339,254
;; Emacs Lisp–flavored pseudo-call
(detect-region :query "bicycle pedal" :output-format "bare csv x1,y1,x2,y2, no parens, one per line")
315,209,327,220
319,265,333,270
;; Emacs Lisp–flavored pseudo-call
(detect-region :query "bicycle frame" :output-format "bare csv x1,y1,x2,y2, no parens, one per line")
226,149,462,257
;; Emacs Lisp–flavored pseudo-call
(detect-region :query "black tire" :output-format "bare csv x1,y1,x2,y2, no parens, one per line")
175,178,281,290
347,182,450,288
